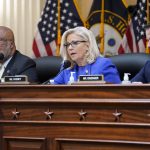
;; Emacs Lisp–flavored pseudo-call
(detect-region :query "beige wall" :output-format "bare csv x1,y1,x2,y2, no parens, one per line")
0,0,41,57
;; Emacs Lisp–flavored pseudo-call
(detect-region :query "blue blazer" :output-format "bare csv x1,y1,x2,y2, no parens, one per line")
53,56,121,84
131,60,150,83
2,50,39,83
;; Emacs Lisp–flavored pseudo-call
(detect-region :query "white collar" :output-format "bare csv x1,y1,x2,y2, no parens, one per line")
0,57,12,69
0,57,12,79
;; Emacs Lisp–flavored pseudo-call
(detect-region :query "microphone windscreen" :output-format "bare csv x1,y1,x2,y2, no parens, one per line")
0,53,4,60
63,60,71,69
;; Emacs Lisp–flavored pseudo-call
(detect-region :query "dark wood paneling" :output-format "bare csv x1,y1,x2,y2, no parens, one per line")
0,85,150,150
3,136,47,150
0,84,149,99
56,138,150,150
1,103,150,123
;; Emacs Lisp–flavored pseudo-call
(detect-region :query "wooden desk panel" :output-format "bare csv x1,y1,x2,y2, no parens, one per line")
0,85,150,150
0,84,150,98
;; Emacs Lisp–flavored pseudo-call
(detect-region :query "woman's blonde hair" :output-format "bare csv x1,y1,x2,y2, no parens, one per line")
60,26,100,67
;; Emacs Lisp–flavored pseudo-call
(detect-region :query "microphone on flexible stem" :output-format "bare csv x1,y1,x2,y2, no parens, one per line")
0,53,4,70
60,60,71,71
42,60,71,84
0,53,4,61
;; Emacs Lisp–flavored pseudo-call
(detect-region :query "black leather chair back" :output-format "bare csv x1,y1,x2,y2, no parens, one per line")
34,53,150,83
110,53,150,80
34,56,62,83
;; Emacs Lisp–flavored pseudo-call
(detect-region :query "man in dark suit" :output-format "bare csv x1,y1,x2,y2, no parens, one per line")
131,24,150,83
131,60,150,83
0,26,39,83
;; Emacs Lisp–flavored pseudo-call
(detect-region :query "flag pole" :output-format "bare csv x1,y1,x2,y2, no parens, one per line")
100,0,105,54
56,0,61,56
147,0,150,23
146,0,150,53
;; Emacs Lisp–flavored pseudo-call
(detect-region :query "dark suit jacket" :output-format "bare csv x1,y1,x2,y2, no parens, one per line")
131,60,150,83
2,50,39,83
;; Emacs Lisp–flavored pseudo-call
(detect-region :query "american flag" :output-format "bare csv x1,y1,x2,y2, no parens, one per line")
32,0,85,57
118,0,147,54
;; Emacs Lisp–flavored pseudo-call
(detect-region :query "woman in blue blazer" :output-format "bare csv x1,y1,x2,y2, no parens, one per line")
52,27,121,84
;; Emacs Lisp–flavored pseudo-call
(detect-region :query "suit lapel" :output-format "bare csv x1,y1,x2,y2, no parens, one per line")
2,51,18,77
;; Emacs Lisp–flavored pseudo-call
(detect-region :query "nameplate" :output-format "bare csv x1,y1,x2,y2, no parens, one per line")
79,75,104,82
1,75,29,84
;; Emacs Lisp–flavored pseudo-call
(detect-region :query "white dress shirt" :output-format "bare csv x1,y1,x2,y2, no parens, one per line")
0,57,12,79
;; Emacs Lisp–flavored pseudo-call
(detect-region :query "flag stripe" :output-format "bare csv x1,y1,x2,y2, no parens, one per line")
50,41,57,55
35,30,48,57
126,24,134,52
45,43,53,56
32,39,41,57
130,23,137,53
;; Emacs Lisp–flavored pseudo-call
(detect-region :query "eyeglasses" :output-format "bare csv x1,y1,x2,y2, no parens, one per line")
64,40,87,49
0,38,12,42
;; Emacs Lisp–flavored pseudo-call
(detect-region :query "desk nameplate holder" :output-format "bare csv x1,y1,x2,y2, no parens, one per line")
72,75,106,85
1,75,29,84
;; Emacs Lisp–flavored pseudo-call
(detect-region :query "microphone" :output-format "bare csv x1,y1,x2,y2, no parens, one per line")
42,60,71,84
60,60,71,71
0,53,4,60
